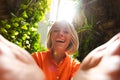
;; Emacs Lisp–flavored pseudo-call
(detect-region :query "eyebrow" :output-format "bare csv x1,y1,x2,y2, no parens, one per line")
53,27,59,30
53,25,69,30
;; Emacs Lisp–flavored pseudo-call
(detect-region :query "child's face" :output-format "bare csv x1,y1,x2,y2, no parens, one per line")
51,23,71,52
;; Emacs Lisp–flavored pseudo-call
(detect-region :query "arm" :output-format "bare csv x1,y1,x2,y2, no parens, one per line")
73,33,120,80
0,35,45,80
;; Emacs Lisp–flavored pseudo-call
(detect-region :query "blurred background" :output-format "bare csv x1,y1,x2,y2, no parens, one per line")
0,0,120,62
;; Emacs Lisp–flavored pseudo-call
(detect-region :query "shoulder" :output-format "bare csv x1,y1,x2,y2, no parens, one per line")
31,51,49,60
32,50,48,55
71,58,80,67
67,56,80,77
66,55,80,67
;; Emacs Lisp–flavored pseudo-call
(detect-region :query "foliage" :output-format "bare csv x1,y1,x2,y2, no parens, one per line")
0,0,51,53
72,0,103,62
75,16,102,62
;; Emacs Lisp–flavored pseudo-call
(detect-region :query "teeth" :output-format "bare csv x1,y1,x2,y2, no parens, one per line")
56,40,64,43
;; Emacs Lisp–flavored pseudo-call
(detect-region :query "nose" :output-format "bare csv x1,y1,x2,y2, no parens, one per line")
59,31,64,37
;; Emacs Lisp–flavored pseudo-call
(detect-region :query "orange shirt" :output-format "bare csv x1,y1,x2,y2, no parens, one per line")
32,50,80,80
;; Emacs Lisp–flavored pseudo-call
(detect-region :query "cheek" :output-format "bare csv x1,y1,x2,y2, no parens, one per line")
66,36,71,44
68,34,71,40
51,34,56,41
51,34,56,44
51,32,57,38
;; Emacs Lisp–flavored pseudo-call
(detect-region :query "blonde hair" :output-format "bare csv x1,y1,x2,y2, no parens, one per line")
47,20,79,54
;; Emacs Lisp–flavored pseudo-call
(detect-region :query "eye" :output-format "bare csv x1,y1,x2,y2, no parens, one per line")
53,29,59,32
64,30,69,34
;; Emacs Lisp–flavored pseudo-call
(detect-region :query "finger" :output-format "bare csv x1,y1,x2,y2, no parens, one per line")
0,35,35,64
88,32,120,60
105,37,120,55
104,32,120,47
92,35,120,57
81,33,120,70
0,42,15,58
99,56,120,73
98,56,120,80
90,32,120,55
0,42,18,74
0,35,31,64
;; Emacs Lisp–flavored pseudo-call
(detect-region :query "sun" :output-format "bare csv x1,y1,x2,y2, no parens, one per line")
50,0,76,23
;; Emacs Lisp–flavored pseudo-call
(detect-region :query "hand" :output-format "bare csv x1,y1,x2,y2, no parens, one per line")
73,33,120,80
0,35,45,80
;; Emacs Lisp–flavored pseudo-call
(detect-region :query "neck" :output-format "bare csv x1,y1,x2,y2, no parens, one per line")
52,50,66,64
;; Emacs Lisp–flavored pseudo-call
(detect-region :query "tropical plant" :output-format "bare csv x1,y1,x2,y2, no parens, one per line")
0,0,51,53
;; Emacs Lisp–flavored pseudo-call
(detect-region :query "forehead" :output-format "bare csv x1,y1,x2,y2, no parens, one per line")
53,22,70,30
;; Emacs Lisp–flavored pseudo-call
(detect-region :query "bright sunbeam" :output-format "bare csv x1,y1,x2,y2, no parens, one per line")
57,0,75,23
50,0,76,23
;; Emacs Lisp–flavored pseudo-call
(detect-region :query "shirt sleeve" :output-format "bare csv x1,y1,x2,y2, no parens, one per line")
31,52,43,68
71,59,80,77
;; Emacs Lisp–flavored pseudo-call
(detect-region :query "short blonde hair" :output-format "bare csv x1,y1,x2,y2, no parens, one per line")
47,20,79,54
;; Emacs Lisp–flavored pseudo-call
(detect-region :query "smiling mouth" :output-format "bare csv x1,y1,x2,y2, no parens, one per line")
56,40,65,43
